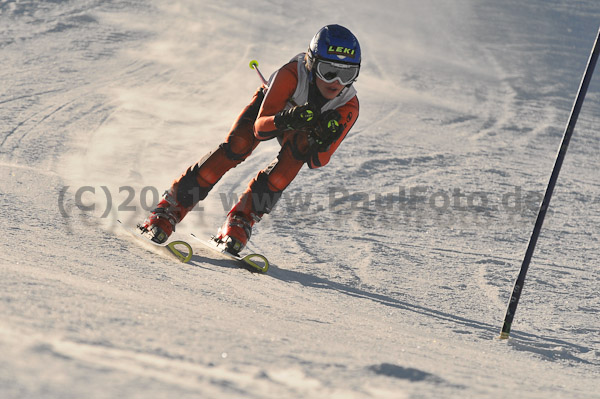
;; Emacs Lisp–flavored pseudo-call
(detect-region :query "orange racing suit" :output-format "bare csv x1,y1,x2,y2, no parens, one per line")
170,53,359,222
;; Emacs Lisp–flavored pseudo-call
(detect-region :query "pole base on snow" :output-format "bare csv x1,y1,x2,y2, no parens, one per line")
499,26,600,340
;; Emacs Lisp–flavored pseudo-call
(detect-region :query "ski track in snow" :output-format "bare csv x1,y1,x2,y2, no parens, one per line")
2,0,600,398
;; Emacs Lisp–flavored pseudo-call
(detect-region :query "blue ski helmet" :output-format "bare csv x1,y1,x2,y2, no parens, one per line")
307,24,361,78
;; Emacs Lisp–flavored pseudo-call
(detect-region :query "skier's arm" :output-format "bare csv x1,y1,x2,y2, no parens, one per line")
307,96,359,169
254,62,299,139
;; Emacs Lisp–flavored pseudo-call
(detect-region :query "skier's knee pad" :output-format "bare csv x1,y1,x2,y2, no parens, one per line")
221,137,253,162
285,133,310,161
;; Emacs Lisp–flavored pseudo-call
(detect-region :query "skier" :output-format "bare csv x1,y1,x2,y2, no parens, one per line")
140,24,361,254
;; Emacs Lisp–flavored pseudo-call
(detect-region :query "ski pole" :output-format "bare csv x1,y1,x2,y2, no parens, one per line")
499,26,600,340
249,60,269,88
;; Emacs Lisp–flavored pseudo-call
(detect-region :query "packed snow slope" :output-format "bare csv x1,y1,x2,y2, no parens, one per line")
1,1,599,398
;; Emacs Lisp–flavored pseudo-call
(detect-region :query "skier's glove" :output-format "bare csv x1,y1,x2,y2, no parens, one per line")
310,110,342,151
274,103,317,131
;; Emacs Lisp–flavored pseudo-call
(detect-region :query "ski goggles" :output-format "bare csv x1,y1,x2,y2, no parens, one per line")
314,60,359,85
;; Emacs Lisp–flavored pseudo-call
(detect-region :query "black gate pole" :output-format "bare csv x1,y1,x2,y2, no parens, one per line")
500,26,600,339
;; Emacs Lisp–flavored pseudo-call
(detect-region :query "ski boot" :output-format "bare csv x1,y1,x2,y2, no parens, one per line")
215,210,260,255
139,189,188,244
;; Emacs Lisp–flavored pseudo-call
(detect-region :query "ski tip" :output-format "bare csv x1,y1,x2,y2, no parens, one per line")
167,240,193,263
242,254,269,273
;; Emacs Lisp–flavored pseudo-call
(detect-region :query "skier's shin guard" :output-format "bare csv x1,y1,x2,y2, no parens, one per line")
249,171,282,215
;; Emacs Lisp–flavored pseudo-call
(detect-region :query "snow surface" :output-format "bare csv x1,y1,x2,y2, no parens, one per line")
1,0,600,398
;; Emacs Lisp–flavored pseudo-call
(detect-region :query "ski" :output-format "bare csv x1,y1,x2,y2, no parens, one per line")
190,233,269,273
117,220,193,263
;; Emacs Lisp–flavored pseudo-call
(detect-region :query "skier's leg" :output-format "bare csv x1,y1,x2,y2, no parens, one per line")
217,131,311,253
141,88,265,243
172,87,266,211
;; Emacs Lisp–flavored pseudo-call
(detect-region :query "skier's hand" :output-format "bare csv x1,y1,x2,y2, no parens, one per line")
310,110,342,151
274,103,318,131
